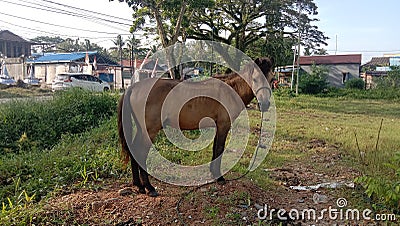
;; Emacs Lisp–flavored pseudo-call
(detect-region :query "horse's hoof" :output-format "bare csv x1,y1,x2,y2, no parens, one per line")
147,190,159,197
138,188,146,194
217,177,226,185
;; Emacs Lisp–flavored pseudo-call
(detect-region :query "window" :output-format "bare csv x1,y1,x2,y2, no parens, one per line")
342,72,349,84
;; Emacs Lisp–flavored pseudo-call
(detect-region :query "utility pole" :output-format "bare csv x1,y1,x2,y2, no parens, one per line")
295,1,302,95
290,48,296,91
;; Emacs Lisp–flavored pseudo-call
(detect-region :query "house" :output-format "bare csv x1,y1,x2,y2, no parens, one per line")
0,30,31,58
27,51,119,88
361,55,400,89
0,30,32,80
299,54,362,87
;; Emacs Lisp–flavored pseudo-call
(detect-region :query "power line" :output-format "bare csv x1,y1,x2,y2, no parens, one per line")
1,0,131,32
0,11,130,36
0,19,123,40
20,0,132,26
39,0,132,23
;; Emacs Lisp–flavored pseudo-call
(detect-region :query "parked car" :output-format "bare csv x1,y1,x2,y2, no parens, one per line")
0,76,16,86
52,73,110,92
23,77,41,86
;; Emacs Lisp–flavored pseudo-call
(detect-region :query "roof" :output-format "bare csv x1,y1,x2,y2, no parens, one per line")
0,30,30,43
299,54,362,65
27,51,118,66
363,57,390,67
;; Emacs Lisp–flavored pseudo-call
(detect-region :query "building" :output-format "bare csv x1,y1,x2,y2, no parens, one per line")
299,54,362,87
0,30,31,58
0,30,32,80
361,55,400,89
27,51,119,88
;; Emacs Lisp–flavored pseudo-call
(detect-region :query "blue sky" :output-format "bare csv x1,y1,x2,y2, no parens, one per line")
314,0,400,63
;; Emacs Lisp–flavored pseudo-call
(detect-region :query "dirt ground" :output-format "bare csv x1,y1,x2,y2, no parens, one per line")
40,142,383,226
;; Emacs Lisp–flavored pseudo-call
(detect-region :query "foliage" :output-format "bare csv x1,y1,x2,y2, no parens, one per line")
0,89,117,153
345,78,365,90
112,0,328,68
298,64,328,94
321,86,400,100
355,152,400,212
0,116,127,225
375,66,400,89
30,36,107,54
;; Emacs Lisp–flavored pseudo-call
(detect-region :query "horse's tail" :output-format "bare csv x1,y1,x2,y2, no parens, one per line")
117,87,132,167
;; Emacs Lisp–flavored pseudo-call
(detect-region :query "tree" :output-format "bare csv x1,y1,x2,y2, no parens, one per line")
110,0,214,78
298,63,328,94
30,36,65,53
111,0,328,73
186,0,328,68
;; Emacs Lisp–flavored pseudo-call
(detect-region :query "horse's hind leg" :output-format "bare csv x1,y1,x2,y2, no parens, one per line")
210,124,230,185
139,166,158,197
130,157,145,194
136,130,159,197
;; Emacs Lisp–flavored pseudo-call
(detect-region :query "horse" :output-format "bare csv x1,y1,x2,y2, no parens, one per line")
117,57,274,197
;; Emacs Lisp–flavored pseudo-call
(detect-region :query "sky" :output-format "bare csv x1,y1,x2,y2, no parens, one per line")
1,0,399,64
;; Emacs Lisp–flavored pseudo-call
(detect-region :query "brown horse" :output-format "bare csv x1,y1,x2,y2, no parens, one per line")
117,57,274,197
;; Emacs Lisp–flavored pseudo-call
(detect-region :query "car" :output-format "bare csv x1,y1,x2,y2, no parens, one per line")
52,73,110,92
0,75,16,86
23,77,41,86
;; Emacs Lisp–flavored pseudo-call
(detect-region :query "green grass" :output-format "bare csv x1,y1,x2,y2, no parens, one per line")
0,116,129,225
1,91,399,224
0,87,52,99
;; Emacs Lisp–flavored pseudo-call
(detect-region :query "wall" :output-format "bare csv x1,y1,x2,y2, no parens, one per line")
301,63,360,87
34,64,69,84
1,57,24,81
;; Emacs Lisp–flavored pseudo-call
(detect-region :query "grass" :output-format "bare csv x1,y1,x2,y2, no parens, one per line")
0,91,399,224
0,87,52,99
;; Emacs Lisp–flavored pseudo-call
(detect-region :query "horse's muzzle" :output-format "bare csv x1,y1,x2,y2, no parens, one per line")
258,102,270,112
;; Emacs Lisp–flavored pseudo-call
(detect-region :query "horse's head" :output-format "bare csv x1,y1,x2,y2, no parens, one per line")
252,57,274,112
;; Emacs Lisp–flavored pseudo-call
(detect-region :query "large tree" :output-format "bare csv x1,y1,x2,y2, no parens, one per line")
187,0,328,67
111,0,214,78
111,0,328,71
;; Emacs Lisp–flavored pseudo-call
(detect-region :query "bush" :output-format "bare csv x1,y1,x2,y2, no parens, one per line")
298,64,329,94
0,88,118,153
345,78,365,90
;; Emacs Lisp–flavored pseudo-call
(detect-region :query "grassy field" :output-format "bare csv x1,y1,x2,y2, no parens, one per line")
0,91,399,224
0,87,52,99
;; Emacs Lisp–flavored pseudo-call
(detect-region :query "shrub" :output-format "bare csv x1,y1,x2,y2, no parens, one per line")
355,152,400,212
298,64,329,94
0,88,118,153
345,78,365,90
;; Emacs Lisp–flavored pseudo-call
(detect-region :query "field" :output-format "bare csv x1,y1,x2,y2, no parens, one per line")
0,89,399,225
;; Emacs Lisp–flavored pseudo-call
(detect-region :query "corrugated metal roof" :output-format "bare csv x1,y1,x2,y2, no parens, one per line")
27,51,118,66
299,54,362,65
363,57,390,67
28,51,97,63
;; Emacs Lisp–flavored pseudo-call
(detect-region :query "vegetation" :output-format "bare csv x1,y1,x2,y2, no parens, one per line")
376,66,400,89
0,89,118,153
298,63,329,94
1,89,399,224
112,0,328,67
345,78,365,90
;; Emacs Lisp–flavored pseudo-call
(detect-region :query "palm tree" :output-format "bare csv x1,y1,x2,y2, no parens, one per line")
113,35,125,89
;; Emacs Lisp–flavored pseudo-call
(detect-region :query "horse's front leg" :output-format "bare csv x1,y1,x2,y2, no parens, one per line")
210,125,230,185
